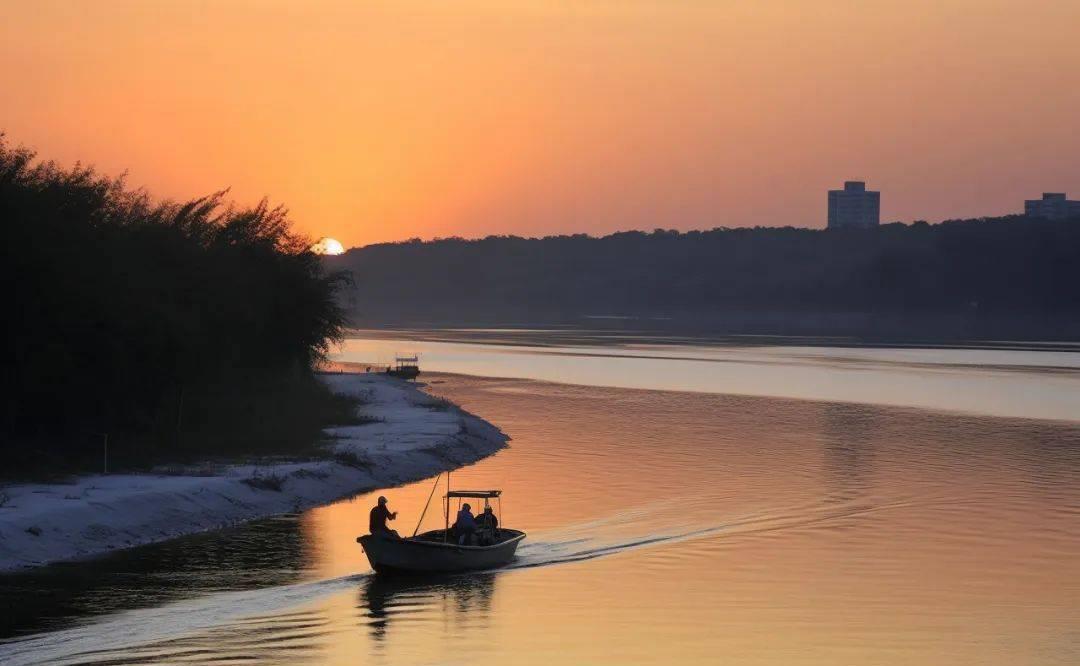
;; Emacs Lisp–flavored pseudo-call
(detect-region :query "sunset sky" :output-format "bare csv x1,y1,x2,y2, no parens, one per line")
2,1,1078,248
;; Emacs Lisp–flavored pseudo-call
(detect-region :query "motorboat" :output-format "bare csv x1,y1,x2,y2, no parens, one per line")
386,355,420,380
358,481,525,574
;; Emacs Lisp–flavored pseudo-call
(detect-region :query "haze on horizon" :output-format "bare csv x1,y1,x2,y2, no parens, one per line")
2,0,1078,248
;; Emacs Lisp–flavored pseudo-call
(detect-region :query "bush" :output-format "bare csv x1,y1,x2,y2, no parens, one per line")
242,471,287,492
333,449,375,471
0,135,352,475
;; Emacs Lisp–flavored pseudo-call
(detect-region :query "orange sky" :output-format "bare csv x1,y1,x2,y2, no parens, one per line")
2,1,1078,248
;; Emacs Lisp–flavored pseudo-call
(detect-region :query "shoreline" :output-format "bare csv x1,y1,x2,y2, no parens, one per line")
0,373,509,573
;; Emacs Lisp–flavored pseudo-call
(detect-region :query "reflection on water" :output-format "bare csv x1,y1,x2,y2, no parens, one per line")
334,331,1080,421
0,515,309,638
3,366,1080,664
360,574,496,648
820,403,879,504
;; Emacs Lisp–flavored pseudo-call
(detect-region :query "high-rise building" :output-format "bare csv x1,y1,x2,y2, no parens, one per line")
827,181,880,229
1025,193,1080,220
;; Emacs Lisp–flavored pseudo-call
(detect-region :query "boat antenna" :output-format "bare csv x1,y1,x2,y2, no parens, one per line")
412,472,442,537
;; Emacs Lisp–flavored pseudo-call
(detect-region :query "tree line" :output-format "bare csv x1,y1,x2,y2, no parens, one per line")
327,217,1080,339
1,137,350,475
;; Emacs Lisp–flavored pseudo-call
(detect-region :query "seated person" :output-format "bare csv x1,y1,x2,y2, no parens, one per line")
452,503,477,545
476,506,498,531
475,506,499,545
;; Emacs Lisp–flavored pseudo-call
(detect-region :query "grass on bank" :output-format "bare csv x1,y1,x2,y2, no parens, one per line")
3,373,365,483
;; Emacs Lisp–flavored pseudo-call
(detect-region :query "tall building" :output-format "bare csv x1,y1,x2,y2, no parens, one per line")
1025,193,1080,220
827,181,880,229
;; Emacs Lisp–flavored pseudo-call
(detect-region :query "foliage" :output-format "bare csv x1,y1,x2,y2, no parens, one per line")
333,449,375,470
242,470,288,492
327,216,1080,338
0,136,351,473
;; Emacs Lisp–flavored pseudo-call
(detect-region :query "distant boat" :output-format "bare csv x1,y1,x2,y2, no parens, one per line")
358,486,526,574
386,355,420,380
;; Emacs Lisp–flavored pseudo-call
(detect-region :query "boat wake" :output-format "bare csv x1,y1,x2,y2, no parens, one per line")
0,495,910,665
509,493,905,570
0,574,369,665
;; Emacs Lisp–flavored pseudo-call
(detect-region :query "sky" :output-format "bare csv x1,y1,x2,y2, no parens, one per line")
2,0,1078,248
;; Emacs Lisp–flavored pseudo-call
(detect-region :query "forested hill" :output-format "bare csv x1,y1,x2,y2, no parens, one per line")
326,217,1080,339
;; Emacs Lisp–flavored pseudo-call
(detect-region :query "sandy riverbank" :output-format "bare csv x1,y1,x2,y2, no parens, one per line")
0,373,508,572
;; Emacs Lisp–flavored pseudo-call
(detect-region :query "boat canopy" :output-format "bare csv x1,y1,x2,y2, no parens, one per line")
445,490,501,499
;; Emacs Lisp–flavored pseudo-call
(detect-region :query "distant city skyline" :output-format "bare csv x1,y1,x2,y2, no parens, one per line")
1025,193,1080,221
3,2,1079,247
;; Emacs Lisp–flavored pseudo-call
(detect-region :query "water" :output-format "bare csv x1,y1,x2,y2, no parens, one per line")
334,329,1080,421
2,333,1080,664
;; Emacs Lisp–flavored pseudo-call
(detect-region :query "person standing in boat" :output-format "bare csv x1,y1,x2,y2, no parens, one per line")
369,496,399,538
453,503,477,545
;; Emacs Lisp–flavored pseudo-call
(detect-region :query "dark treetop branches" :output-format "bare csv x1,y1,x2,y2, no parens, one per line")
1,137,350,470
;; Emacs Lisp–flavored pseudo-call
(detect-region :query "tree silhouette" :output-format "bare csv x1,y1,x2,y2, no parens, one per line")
1,137,350,474
326,213,1080,338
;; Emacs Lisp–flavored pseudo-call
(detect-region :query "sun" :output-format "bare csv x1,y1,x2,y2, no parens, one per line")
311,237,345,255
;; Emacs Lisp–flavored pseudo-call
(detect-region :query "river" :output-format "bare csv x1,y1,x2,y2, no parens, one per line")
2,331,1079,664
